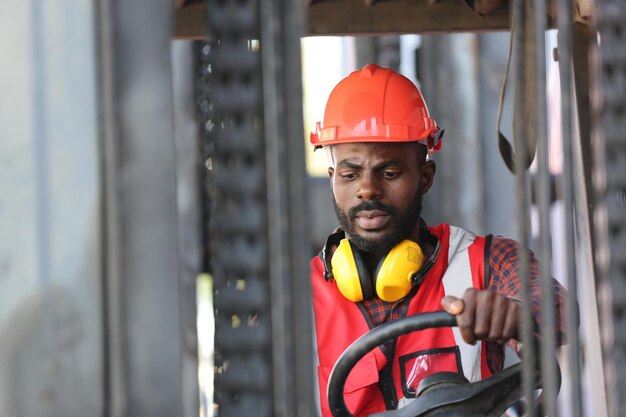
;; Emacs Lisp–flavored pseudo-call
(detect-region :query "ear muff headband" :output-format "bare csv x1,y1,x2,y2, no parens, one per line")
350,242,375,300
331,239,425,302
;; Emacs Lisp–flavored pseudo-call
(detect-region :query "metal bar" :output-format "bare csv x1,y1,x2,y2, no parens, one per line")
440,34,484,233
260,0,314,415
259,1,291,415
172,40,202,417
556,0,584,414
418,34,484,231
512,0,536,414
96,1,182,416
591,0,626,413
96,0,127,415
479,32,518,239
193,39,215,417
532,0,558,413
194,40,215,276
571,84,608,417
571,23,609,416
282,0,316,414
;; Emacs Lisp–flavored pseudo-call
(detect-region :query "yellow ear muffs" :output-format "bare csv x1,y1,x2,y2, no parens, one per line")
331,239,374,302
331,239,425,302
374,240,425,302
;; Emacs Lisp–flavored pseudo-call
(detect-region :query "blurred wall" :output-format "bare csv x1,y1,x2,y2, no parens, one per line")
0,1,104,415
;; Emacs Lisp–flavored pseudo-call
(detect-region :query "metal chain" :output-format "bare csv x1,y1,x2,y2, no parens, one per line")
593,0,626,414
204,1,273,416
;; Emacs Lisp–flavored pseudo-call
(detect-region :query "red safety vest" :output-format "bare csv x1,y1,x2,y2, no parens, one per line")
310,224,490,417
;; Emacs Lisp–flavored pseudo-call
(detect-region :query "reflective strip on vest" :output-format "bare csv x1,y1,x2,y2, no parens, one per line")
442,226,482,382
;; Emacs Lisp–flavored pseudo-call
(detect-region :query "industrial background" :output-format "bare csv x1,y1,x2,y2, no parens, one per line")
0,0,624,416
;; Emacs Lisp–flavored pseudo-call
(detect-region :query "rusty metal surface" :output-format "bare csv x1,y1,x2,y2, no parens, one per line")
170,0,598,38
307,0,511,34
173,0,513,38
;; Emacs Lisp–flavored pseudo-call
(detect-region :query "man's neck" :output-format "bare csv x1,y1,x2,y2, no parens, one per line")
360,218,432,272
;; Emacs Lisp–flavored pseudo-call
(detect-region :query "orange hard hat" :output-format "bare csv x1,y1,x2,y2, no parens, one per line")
310,64,443,152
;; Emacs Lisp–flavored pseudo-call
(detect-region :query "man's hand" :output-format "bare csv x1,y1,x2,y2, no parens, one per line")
441,288,520,345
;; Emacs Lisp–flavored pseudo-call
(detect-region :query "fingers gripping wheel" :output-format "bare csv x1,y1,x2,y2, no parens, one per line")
331,239,426,302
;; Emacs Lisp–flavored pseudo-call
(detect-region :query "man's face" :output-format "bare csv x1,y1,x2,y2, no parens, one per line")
328,142,435,254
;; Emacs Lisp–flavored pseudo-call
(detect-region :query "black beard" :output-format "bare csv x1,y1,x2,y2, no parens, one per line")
332,188,423,254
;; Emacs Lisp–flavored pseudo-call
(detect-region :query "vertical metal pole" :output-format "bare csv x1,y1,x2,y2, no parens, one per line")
512,0,536,414
259,3,289,414
442,34,485,234
172,40,202,417
590,0,626,413
556,0,584,414
570,23,609,416
418,34,484,233
260,0,315,416
478,32,519,239
283,1,316,414
532,0,559,414
571,111,608,417
96,1,125,415
97,1,182,417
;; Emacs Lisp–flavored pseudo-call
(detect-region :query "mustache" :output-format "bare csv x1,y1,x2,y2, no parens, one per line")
348,201,397,220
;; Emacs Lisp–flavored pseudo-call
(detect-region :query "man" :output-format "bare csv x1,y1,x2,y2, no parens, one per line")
309,64,566,417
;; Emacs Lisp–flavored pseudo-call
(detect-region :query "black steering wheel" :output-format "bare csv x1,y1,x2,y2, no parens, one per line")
327,311,555,417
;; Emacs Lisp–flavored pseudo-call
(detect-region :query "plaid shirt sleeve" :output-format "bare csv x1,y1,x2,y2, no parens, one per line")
486,235,568,370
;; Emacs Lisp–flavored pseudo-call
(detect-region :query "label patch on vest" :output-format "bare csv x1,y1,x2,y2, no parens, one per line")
399,346,463,398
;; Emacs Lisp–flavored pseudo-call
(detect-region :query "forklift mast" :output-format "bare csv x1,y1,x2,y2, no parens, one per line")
0,0,624,416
